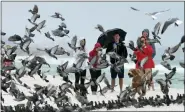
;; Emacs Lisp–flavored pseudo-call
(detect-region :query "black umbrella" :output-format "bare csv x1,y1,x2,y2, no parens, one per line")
180,35,184,44
97,28,127,48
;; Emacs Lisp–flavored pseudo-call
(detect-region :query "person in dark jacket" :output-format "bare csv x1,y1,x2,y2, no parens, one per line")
88,42,102,95
106,33,128,92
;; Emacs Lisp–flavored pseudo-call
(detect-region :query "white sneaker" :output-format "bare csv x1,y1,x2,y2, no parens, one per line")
92,92,96,95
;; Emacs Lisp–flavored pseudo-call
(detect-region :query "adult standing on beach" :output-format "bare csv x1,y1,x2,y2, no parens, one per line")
88,42,102,95
106,33,128,93
141,29,156,91
74,38,88,96
134,36,155,92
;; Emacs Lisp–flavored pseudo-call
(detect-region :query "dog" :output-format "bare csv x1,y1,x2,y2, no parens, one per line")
128,68,152,97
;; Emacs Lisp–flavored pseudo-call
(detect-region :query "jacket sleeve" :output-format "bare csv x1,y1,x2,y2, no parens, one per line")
106,43,113,54
143,45,153,57
121,45,128,58
133,47,139,55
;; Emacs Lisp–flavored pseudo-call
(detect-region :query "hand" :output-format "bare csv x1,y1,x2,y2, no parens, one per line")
142,43,146,47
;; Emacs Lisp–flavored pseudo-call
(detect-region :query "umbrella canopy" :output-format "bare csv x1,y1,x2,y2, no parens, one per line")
97,28,127,48
180,35,185,44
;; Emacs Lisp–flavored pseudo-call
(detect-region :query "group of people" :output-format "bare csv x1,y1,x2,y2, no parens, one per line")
73,28,156,96
1,28,156,96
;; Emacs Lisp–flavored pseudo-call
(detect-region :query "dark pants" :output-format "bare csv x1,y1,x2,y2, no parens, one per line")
110,67,124,79
89,69,101,92
75,70,86,90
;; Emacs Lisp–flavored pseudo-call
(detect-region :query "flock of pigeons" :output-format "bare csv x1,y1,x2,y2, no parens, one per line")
1,4,185,112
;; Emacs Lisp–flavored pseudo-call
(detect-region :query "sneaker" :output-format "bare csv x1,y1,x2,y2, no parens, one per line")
92,91,96,95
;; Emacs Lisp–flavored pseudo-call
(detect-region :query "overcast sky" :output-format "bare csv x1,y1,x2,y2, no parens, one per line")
1,2,184,60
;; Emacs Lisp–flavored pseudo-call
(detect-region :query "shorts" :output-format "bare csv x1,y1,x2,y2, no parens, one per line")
110,67,124,79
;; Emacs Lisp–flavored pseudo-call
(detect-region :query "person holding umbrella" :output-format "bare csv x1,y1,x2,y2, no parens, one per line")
106,32,128,93
88,42,102,95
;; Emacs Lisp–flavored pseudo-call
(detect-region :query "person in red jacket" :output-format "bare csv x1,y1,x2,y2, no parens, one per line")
134,36,155,90
88,42,102,95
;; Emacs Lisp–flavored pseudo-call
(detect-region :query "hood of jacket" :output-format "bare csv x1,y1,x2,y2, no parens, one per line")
142,29,150,39
93,42,101,51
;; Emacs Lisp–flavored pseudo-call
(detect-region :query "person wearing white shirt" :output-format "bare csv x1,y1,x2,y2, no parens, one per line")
73,38,88,95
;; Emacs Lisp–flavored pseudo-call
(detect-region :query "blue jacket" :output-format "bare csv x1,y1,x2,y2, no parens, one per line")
142,29,156,59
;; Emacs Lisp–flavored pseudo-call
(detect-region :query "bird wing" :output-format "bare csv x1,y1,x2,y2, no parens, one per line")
62,61,69,69
50,45,59,54
129,40,135,47
76,57,85,69
29,25,37,32
168,43,181,54
130,7,140,11
97,24,104,32
140,56,149,68
37,20,46,29
104,76,110,87
61,22,67,28
31,14,37,23
96,73,105,84
159,9,170,13
33,5,38,14
6,48,12,56
71,35,77,47
153,22,161,35
152,70,159,78
179,62,185,68
47,32,51,37
161,20,174,34
101,54,107,60
156,78,166,86
25,27,29,37
22,39,31,50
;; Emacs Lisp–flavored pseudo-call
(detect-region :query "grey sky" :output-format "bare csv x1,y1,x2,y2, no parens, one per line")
2,2,184,59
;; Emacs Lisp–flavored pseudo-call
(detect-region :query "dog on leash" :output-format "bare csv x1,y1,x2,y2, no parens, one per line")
128,68,152,97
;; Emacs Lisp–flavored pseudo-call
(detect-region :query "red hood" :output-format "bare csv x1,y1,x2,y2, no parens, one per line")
93,43,101,50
